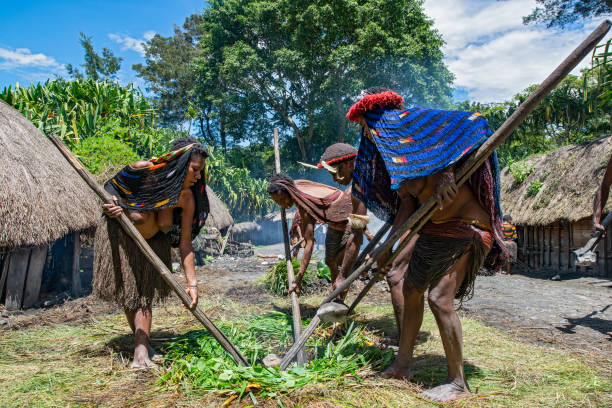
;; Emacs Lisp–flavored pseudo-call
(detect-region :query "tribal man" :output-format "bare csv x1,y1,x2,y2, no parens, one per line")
267,173,354,299
318,142,412,333
94,137,209,369
347,89,506,402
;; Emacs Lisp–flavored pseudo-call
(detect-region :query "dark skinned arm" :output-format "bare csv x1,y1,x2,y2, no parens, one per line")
593,155,612,233
338,195,367,279
288,208,315,296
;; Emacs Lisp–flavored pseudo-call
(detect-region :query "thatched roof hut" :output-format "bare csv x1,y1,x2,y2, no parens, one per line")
204,186,233,232
499,136,612,277
0,100,100,248
500,136,612,226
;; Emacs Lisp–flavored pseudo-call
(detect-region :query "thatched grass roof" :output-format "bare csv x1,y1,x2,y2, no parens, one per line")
500,136,612,226
204,186,233,231
0,100,101,248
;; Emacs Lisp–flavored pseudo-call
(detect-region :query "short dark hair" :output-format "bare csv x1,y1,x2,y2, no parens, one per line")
267,172,294,194
170,136,209,159
503,215,512,222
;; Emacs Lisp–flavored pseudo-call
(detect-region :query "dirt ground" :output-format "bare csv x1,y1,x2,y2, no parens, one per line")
1,253,611,407
4,254,610,353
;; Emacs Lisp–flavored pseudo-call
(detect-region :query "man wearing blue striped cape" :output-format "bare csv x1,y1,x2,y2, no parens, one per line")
347,89,506,402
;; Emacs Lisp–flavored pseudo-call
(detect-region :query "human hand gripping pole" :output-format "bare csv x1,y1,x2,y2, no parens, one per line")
48,134,249,367
278,20,611,370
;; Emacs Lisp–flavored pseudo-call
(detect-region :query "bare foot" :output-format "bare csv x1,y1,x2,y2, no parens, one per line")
379,362,412,379
421,380,470,402
131,344,158,369
147,344,163,362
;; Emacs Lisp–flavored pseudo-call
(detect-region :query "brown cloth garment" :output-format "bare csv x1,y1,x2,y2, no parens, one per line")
93,216,172,310
274,179,352,231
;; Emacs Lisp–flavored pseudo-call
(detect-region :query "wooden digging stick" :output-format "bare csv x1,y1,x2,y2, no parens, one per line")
279,20,611,370
273,128,307,365
48,134,250,367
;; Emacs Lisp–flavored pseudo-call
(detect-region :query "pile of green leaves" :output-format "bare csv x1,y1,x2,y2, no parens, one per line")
159,312,392,399
259,258,317,296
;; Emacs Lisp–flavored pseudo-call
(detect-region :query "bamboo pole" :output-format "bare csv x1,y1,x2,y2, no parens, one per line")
279,20,611,370
273,127,306,365
48,134,249,366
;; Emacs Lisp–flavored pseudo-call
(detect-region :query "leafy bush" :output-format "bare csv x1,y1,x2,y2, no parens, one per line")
316,261,331,281
72,135,139,174
259,258,318,296
509,161,535,184
526,180,543,197
159,312,392,400
206,147,276,221
0,79,155,148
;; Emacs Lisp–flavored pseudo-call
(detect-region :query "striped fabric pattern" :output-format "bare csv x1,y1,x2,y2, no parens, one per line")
502,222,517,240
363,107,493,189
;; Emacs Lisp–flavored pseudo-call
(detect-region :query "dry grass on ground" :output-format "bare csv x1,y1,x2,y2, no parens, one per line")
0,292,610,408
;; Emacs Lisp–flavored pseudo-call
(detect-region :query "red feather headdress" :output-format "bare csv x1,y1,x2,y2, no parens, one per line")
346,91,404,122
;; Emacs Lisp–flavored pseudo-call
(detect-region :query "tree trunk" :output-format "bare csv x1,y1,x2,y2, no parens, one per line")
284,114,307,160
336,95,346,143
220,105,227,154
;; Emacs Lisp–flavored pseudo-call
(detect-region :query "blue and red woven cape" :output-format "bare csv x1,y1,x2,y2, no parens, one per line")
347,91,506,268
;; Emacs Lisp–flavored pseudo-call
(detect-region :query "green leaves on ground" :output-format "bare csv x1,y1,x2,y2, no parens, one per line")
259,258,317,296
159,312,392,399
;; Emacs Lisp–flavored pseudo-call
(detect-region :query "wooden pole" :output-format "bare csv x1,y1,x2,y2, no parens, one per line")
273,127,306,365
278,20,611,370
48,134,249,367
219,225,232,256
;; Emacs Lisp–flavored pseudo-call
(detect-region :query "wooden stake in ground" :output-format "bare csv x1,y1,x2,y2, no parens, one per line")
48,134,250,367
273,127,307,365
279,20,611,370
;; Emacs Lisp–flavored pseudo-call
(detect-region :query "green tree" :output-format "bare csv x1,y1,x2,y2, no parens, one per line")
198,0,453,161
133,15,203,127
523,0,611,28
456,70,611,168
66,32,122,80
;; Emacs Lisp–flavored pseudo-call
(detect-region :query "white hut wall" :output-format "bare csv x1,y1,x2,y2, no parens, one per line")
517,218,612,277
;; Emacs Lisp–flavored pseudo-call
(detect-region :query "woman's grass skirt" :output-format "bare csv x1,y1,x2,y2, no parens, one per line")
93,216,171,310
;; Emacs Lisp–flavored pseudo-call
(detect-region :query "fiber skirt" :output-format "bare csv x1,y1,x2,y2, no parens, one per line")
93,216,172,310
503,240,518,263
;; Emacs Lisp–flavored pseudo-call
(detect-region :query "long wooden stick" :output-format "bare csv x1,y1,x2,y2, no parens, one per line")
273,128,306,365
279,20,611,370
48,134,249,367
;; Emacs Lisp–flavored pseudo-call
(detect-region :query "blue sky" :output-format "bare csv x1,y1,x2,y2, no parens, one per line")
1,1,609,103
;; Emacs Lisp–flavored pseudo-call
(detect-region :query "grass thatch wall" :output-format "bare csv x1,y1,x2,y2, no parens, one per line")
0,101,100,248
204,186,233,232
500,136,612,226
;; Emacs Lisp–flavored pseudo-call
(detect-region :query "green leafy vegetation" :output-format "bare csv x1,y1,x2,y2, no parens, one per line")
526,181,543,197
205,147,276,221
259,259,317,296
71,135,139,175
316,261,331,281
509,161,535,184
159,312,392,399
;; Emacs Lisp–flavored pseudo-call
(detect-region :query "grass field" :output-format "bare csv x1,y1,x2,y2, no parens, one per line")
0,291,610,407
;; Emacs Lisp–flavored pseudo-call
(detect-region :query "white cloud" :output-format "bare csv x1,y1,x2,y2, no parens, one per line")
109,31,156,56
423,0,609,102
0,47,64,71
